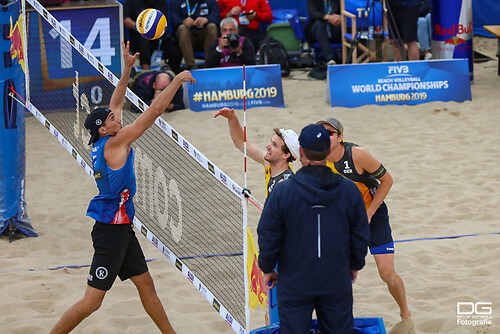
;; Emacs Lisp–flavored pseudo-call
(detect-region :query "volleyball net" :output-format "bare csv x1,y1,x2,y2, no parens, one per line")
19,0,250,331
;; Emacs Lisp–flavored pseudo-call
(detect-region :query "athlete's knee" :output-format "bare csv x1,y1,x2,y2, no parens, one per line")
132,272,156,293
378,268,398,283
81,287,106,314
79,296,103,316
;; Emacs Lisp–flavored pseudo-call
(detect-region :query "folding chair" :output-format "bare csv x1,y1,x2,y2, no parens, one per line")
341,0,389,64
266,22,303,64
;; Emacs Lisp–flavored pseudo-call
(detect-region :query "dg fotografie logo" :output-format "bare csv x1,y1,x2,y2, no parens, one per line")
457,302,492,326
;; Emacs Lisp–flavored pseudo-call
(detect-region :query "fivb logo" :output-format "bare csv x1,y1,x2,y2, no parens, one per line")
457,302,493,327
388,65,409,75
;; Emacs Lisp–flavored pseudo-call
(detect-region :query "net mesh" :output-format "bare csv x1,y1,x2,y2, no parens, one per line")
25,3,245,329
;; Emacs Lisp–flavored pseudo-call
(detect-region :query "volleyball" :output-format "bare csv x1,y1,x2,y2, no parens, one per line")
136,8,167,40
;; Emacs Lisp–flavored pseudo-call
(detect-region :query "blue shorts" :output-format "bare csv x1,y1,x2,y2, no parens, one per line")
370,242,395,255
368,202,394,254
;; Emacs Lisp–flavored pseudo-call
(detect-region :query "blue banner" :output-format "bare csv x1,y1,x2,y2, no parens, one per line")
327,59,471,108
28,5,122,111
187,65,285,112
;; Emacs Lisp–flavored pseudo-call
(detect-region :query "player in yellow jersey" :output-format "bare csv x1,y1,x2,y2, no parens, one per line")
215,107,299,325
317,117,413,330
215,107,299,197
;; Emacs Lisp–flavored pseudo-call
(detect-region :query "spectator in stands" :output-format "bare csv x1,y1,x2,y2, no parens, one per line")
123,0,182,73
205,17,256,68
387,0,420,61
306,0,342,65
218,0,273,51
130,69,185,112
169,0,220,70
418,0,432,60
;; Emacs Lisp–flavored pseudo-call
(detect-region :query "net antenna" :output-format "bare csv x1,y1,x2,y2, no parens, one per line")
242,64,251,333
22,0,249,332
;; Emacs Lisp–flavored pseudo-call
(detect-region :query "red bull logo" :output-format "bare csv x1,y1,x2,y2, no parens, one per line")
9,14,25,72
250,253,267,304
444,36,467,46
435,23,472,38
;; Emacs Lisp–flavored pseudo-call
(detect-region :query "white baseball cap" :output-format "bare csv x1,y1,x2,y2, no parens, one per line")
279,128,300,160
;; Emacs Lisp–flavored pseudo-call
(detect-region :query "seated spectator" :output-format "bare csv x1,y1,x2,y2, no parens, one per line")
205,17,256,68
306,0,342,65
218,0,273,51
130,69,185,112
123,0,182,73
169,0,220,70
418,0,432,60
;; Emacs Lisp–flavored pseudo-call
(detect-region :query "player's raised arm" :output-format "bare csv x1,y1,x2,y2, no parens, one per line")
116,71,195,146
214,107,266,166
109,41,139,115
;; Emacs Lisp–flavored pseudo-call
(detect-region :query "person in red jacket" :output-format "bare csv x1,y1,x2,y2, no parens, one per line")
218,0,273,50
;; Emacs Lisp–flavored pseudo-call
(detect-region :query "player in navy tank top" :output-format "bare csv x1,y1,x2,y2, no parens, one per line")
317,117,413,329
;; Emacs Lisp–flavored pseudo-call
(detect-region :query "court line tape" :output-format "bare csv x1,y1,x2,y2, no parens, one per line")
395,232,500,243
2,233,498,274
0,252,244,274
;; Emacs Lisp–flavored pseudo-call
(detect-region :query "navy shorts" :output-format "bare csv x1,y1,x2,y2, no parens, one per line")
88,222,148,291
278,292,353,334
369,202,394,253
388,6,419,43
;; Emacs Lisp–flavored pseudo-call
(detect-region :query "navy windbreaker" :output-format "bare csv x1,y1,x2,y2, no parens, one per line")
257,165,370,296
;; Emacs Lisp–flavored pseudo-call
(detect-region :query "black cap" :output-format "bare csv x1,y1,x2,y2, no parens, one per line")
84,107,111,145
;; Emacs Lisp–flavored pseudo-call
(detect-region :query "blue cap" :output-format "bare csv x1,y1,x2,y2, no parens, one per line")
299,124,330,152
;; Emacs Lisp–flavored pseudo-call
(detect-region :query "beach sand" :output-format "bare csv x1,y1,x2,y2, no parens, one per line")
1,37,499,333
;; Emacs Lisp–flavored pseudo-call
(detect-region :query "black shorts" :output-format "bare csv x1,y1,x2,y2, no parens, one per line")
369,202,393,249
88,222,148,291
388,6,419,43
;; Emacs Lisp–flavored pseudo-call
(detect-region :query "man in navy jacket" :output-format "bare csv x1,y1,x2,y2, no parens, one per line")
258,124,370,334
169,0,220,69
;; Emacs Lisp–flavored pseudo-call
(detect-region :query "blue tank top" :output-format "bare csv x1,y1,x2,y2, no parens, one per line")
86,136,136,224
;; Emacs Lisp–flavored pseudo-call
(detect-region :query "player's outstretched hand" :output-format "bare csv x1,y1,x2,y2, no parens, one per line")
176,70,196,85
122,41,139,68
214,107,237,120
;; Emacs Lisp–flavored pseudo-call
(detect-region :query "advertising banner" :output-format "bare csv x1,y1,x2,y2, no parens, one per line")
431,0,473,80
187,65,285,112
327,60,471,108
27,4,123,111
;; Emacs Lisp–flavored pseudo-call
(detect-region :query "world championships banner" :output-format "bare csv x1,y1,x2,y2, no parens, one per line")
327,59,471,108
187,65,284,111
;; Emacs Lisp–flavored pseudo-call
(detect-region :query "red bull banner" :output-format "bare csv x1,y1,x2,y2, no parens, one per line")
246,227,267,310
9,14,25,73
431,0,473,80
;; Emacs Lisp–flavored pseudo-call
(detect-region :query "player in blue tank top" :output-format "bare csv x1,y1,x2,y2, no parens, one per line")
50,41,195,334
86,133,137,225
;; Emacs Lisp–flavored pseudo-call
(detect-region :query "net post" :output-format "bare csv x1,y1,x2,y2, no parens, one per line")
242,196,250,333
